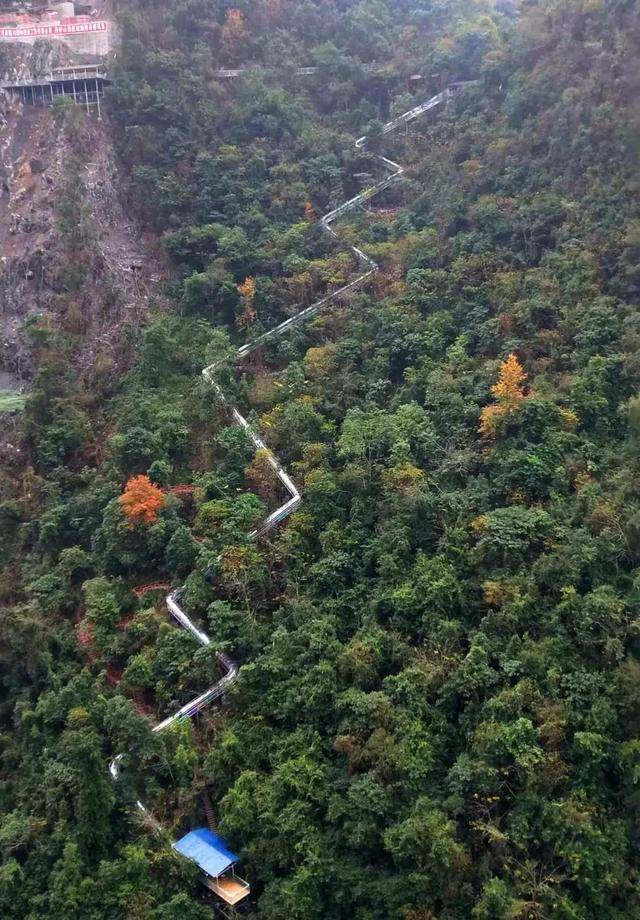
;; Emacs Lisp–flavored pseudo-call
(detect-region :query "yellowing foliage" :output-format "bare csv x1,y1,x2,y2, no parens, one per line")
479,353,527,437
245,448,279,503
491,353,526,404
470,514,488,535
482,580,505,608
221,545,249,578
304,345,336,379
478,403,504,436
462,157,483,179
559,408,580,430
260,405,283,430
382,462,424,496
237,276,257,329
120,475,165,526
237,276,255,302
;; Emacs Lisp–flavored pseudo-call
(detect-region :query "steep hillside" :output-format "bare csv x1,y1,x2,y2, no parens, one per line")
2,2,640,919
0,41,163,407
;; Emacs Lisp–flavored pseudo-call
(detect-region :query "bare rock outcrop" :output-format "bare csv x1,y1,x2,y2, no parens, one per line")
0,45,165,394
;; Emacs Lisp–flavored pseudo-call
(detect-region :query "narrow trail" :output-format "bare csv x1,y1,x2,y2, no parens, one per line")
109,78,477,831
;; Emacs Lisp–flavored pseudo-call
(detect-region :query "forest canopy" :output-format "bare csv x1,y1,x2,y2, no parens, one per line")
1,1,640,918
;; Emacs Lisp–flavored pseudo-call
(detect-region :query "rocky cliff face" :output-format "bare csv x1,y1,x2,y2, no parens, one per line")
0,43,164,398
0,39,70,84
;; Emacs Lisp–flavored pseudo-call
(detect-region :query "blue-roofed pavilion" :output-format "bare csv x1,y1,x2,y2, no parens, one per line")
173,828,250,905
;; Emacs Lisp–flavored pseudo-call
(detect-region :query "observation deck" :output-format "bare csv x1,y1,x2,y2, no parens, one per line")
1,64,110,115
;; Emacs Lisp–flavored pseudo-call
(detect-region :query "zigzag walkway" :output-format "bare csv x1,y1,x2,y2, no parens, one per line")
109,75,477,854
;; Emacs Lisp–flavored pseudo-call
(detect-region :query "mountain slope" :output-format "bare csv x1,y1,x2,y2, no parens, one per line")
2,2,640,919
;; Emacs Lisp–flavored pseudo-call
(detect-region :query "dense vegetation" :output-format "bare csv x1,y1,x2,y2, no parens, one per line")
2,0,640,917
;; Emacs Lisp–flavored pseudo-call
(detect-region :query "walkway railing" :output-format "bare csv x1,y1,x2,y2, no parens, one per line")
109,74,478,869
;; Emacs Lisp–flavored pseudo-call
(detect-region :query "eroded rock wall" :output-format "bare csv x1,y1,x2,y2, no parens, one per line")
0,44,164,393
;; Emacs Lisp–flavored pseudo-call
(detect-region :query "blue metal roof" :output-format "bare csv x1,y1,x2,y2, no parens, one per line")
173,828,239,878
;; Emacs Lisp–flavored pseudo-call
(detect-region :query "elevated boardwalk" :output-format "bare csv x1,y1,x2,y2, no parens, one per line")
214,65,317,78
1,65,110,115
2,64,315,114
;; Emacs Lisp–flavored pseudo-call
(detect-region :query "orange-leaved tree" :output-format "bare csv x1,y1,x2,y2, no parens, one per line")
221,8,248,56
480,353,527,437
120,475,165,526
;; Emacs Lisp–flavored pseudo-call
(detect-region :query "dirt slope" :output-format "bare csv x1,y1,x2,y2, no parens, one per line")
0,55,164,393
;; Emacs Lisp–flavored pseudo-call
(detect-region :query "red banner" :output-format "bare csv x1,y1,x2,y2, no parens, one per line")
0,20,108,39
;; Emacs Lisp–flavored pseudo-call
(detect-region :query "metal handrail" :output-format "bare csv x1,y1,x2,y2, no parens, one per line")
108,75,478,866
2,68,108,89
